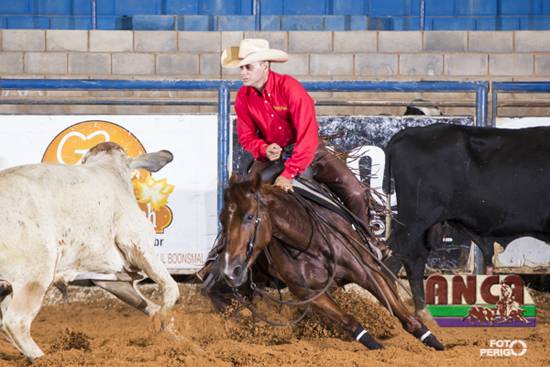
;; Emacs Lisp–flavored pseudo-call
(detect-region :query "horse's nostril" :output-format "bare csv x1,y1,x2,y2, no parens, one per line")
231,265,242,279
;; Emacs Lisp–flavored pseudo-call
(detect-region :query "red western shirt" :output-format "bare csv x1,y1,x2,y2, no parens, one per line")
235,71,318,179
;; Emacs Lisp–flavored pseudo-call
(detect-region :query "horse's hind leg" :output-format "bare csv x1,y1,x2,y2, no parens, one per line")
356,266,444,350
310,293,383,349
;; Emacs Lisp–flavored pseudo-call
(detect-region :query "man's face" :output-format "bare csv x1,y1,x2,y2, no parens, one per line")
240,61,268,89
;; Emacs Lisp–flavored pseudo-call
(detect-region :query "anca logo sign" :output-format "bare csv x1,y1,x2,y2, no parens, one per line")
42,120,174,234
425,275,536,327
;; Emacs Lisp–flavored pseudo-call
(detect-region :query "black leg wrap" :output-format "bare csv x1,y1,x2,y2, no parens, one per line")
413,325,444,351
352,326,383,350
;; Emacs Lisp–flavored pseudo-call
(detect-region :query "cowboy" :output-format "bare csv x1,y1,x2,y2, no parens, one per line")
224,38,377,225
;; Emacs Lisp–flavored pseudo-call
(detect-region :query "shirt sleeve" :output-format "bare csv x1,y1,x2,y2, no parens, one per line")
281,77,318,179
235,89,268,160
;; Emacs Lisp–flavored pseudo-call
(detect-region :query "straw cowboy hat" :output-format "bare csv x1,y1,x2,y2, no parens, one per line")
221,38,288,68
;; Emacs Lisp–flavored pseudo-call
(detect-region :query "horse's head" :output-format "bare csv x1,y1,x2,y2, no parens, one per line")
219,173,272,287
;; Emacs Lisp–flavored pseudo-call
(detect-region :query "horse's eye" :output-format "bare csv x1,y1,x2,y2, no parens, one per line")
246,214,254,221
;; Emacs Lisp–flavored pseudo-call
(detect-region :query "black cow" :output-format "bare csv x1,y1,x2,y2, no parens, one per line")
383,123,550,314
401,103,506,275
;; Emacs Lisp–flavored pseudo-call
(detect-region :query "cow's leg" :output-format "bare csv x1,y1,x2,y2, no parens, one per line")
383,255,403,275
91,280,160,316
390,227,430,318
1,281,48,361
116,231,179,311
309,293,383,349
402,255,430,319
115,231,179,330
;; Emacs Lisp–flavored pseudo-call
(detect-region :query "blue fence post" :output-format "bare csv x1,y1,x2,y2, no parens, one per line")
91,0,97,30
217,82,231,223
491,85,498,127
420,0,426,31
476,82,489,127
253,0,261,31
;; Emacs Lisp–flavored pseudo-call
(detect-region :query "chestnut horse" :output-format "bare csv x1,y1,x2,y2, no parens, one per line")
212,174,444,350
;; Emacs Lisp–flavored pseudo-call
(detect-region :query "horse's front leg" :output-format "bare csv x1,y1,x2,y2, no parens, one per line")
309,293,383,349
349,252,445,351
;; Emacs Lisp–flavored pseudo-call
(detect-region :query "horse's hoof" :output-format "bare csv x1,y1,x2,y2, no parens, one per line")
353,327,384,350
369,341,384,350
423,334,444,351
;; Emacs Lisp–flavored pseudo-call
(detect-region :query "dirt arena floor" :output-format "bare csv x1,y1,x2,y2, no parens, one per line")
0,282,548,367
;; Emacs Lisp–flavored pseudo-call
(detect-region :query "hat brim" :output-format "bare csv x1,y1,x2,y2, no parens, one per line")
221,48,288,68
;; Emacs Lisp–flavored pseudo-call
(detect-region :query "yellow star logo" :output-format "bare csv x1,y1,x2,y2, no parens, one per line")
133,175,174,211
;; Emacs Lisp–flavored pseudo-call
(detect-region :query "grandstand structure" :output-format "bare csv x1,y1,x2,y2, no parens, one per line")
0,0,549,31
0,1,549,119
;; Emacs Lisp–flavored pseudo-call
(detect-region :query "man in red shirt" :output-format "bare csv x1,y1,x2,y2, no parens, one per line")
223,39,374,227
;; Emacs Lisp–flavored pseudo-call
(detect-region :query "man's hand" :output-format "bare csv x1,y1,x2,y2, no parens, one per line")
266,143,282,161
274,175,294,192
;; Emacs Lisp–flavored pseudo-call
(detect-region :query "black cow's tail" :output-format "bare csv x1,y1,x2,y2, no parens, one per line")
383,143,394,241
383,144,393,197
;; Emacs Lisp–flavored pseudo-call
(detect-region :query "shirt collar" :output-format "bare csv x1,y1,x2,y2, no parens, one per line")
263,70,276,97
252,70,276,97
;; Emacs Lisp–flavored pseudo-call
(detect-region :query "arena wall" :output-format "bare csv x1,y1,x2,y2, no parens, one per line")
1,30,550,116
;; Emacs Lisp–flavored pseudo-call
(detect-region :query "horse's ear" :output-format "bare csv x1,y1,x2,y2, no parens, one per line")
229,173,239,185
251,172,262,192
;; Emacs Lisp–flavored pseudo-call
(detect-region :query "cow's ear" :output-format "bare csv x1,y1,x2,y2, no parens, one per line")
129,150,173,172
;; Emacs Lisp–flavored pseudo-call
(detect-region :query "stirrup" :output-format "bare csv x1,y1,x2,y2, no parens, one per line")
196,261,213,282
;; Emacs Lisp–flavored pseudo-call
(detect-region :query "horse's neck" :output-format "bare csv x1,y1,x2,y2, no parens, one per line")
262,188,315,251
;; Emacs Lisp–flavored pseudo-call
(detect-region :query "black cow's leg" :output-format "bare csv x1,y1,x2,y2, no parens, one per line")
383,255,403,275
402,256,429,317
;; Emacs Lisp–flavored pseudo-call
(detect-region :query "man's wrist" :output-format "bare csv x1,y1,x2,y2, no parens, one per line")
260,143,268,157
280,169,296,180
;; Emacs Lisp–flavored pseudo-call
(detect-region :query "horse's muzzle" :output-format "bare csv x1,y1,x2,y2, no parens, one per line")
222,262,248,288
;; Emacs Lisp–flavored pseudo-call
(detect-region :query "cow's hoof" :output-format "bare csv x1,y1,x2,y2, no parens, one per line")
415,308,433,322
26,350,45,363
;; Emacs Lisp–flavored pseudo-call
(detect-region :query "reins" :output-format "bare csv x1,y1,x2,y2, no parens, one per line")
229,190,340,327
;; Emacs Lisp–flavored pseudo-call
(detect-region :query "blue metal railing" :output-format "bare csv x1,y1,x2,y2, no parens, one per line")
300,80,488,128
492,81,550,126
0,78,488,217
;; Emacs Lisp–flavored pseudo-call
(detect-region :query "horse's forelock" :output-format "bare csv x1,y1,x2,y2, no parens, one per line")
221,179,263,232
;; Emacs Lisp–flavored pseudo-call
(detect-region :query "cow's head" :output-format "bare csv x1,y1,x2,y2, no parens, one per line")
82,142,173,174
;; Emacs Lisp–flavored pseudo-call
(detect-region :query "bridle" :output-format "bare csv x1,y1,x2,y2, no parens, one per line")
244,191,262,268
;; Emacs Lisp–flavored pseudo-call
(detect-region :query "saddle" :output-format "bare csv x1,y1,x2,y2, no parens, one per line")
258,160,382,260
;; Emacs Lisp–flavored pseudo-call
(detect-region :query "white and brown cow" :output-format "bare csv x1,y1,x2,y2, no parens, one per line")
0,142,180,361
